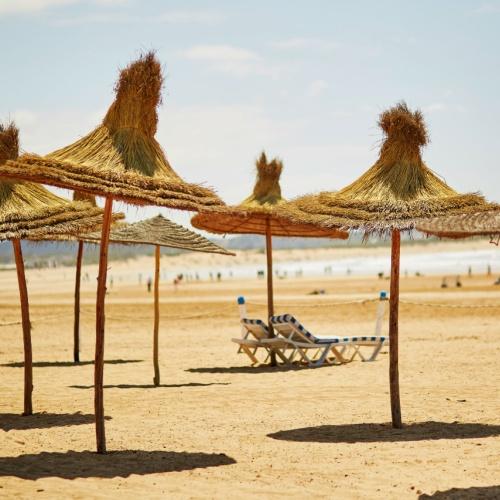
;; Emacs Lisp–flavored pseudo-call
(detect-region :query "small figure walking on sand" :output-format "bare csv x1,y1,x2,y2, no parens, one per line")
147,276,152,293
456,275,462,288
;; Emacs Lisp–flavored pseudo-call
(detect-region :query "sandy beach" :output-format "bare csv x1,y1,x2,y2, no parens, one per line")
0,241,499,499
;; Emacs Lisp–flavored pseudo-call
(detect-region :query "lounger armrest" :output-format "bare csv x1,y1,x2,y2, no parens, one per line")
231,338,265,347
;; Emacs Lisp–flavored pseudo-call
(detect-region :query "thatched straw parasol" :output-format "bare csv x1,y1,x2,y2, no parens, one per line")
417,211,500,239
276,102,498,427
0,122,109,416
75,214,234,385
192,152,348,365
0,52,225,453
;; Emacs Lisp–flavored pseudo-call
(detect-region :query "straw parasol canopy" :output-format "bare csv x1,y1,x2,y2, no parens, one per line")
192,152,348,366
276,102,499,429
0,53,222,212
0,122,111,417
0,125,107,241
0,52,226,453
192,152,347,237
278,103,495,233
82,214,235,254
417,211,500,239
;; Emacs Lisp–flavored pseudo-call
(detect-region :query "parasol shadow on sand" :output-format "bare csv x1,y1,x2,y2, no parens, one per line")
192,152,348,365
0,450,236,479
0,123,114,418
276,102,499,428
0,412,110,431
0,52,226,453
1,359,142,368
186,363,328,374
70,382,230,389
268,421,500,444
418,486,500,499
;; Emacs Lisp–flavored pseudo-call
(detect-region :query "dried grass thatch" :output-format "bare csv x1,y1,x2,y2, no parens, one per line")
0,53,223,212
192,152,348,239
417,210,500,239
73,190,97,206
0,123,110,241
277,103,498,233
79,214,234,255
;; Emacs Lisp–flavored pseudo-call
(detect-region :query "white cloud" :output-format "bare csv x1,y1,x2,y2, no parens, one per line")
92,0,128,4
183,45,259,62
155,9,225,24
473,3,500,13
52,8,225,26
10,109,38,128
423,102,447,113
0,0,77,15
307,79,328,97
272,37,339,51
181,44,288,78
7,108,103,155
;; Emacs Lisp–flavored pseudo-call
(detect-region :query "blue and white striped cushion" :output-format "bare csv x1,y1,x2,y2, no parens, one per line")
270,314,341,344
270,315,388,345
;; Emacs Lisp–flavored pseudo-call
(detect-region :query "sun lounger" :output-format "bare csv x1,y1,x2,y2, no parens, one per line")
268,314,389,367
231,318,291,365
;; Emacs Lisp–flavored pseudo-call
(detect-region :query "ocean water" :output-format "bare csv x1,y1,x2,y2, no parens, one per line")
163,247,500,282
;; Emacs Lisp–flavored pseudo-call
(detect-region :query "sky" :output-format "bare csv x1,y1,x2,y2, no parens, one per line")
1,0,499,229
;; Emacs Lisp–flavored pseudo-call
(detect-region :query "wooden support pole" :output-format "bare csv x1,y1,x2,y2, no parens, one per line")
94,196,113,453
265,218,277,367
389,228,402,428
13,239,33,416
153,245,161,386
73,240,84,363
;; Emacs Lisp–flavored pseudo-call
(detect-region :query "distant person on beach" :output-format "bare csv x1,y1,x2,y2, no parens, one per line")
217,272,222,282
456,275,462,288
487,264,492,276
441,277,448,288
147,277,152,292
468,266,472,278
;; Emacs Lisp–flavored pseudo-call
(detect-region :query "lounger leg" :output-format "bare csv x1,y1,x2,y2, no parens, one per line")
330,346,354,364
363,341,385,362
295,346,311,365
286,346,299,364
348,344,363,361
309,345,336,367
272,347,289,364
240,345,260,365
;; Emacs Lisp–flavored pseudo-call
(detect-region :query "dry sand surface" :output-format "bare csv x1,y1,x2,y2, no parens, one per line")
0,245,499,499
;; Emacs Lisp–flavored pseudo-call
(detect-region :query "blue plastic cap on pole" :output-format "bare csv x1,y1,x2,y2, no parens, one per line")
237,296,245,305
380,291,387,299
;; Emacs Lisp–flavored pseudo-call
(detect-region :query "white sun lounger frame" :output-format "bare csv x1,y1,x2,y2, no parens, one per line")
268,313,389,367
